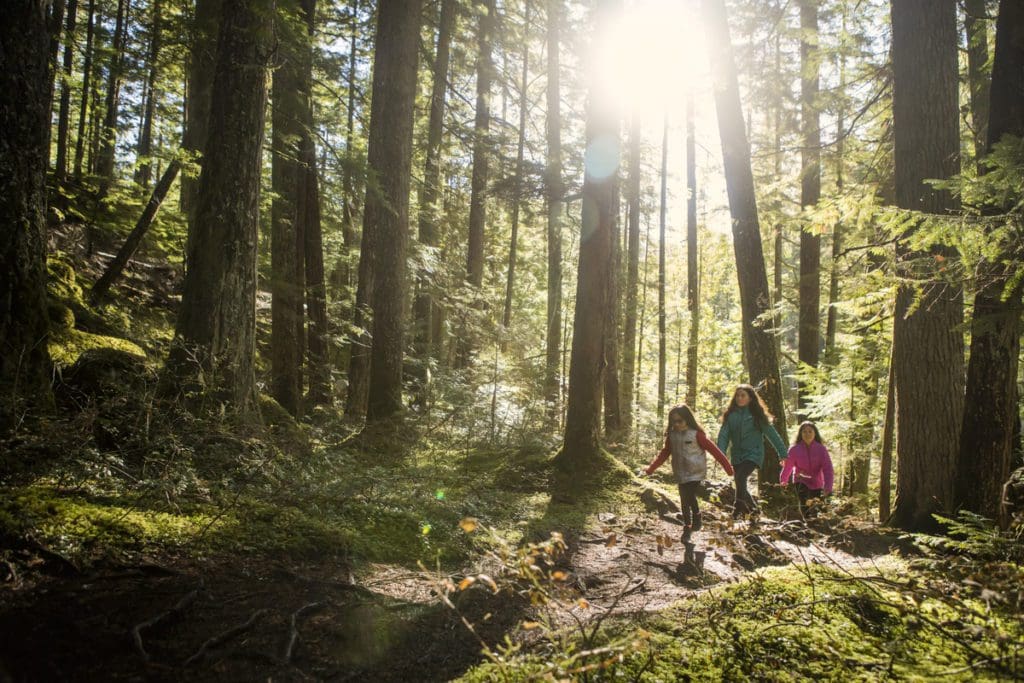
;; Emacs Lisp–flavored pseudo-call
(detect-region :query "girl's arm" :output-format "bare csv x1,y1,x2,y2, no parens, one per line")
716,419,730,454
762,423,789,462
779,445,798,484
697,430,734,476
645,434,672,475
821,445,834,494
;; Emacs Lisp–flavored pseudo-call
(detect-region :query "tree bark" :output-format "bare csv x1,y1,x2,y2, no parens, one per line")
964,0,991,173
181,0,222,216
557,0,619,478
90,158,181,303
0,0,54,426
889,0,964,532
685,95,699,409
165,0,271,413
467,0,496,290
956,0,1024,522
657,116,668,419
73,0,95,181
95,0,128,191
414,0,455,398
543,0,563,417
879,347,895,521
621,115,640,431
503,1,531,331
703,0,789,484
798,0,821,408
603,169,622,435
270,0,308,417
357,0,422,422
54,0,78,183
134,0,162,189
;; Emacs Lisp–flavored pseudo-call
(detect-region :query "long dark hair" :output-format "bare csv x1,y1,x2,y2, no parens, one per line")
664,404,704,440
721,384,774,428
794,420,824,446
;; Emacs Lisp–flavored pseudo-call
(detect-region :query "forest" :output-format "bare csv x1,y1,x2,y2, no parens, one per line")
1,0,1023,679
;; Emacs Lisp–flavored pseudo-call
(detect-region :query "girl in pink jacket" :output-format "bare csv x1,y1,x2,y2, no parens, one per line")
780,421,834,517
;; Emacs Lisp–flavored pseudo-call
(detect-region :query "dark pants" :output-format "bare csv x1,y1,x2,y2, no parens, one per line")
678,481,701,528
796,483,822,517
733,460,759,517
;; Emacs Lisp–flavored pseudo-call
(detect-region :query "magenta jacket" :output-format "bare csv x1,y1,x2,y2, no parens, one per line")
780,441,834,494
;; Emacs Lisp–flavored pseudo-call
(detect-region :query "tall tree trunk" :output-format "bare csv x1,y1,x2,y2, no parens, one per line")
889,0,964,532
0,0,54,427
55,0,79,183
467,0,496,288
657,116,668,419
825,7,846,360
73,0,95,181
460,0,496,366
603,170,622,435
503,1,530,330
703,0,789,484
46,0,67,165
270,0,308,417
557,0,619,478
621,115,640,431
879,347,896,521
772,9,784,329
964,0,991,173
181,0,222,217
956,0,1024,522
90,158,181,302
95,0,128,192
165,0,271,413
544,0,563,417
414,0,455,398
685,95,699,409
298,0,329,410
362,0,422,422
797,0,821,409
134,0,162,189
337,0,359,306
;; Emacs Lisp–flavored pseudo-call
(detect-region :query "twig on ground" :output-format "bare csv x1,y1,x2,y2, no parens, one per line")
282,601,326,663
132,588,200,661
183,608,269,667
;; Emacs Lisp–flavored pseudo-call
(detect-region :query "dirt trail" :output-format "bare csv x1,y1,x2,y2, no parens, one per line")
0,488,900,681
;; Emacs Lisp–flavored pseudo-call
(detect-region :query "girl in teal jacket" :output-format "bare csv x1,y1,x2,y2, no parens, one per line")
716,384,788,519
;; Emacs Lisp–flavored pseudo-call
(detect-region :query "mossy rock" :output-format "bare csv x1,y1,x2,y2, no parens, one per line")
49,328,145,370
259,394,310,454
56,347,152,402
47,301,75,331
47,254,83,305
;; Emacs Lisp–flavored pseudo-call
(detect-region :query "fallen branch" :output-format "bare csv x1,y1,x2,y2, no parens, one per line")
281,601,326,663
132,589,200,661
183,608,269,667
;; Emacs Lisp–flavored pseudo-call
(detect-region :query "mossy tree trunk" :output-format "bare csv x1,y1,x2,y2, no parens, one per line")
890,0,964,532
413,0,456,402
357,0,423,422
956,0,1024,522
556,0,619,480
798,0,821,410
0,0,54,427
620,115,641,432
703,0,789,485
181,0,222,217
166,0,271,414
544,0,563,419
270,0,308,418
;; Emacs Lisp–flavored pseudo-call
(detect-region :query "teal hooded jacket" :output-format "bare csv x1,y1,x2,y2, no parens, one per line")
715,406,788,468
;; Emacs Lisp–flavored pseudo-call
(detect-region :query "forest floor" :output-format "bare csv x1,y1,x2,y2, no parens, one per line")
2,224,1020,681
0,474,927,682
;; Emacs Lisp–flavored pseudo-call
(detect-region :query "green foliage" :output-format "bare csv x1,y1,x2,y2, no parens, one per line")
459,562,1024,681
